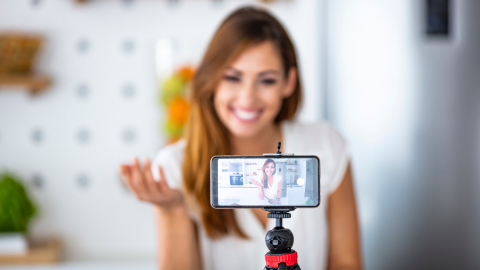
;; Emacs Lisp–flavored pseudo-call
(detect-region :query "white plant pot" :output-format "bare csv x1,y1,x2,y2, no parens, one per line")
0,233,28,255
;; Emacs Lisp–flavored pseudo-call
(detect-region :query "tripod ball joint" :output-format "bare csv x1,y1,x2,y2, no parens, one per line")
265,227,294,251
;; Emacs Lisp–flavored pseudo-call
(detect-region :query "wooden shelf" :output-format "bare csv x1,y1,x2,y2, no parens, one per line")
0,237,61,265
0,74,52,94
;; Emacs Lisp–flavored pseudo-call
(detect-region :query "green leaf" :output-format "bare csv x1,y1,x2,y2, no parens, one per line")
0,172,37,233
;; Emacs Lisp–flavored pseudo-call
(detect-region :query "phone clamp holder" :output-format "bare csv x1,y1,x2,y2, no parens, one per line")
263,207,300,270
262,142,300,270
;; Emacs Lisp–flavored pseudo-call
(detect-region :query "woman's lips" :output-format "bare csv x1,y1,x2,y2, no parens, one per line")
230,107,263,122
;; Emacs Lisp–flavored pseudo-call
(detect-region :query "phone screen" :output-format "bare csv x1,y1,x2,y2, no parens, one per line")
210,156,320,208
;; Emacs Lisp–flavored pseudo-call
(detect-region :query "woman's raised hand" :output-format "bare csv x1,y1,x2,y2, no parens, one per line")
119,158,182,209
250,178,262,187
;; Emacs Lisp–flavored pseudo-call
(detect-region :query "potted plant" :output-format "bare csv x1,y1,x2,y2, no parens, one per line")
0,172,37,254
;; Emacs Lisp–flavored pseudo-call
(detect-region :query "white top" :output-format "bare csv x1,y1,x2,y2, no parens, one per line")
265,175,281,200
152,121,349,270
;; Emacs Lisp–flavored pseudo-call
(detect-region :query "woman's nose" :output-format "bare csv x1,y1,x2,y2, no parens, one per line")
237,80,257,105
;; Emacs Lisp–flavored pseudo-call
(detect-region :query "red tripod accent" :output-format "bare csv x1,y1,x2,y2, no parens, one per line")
265,251,298,268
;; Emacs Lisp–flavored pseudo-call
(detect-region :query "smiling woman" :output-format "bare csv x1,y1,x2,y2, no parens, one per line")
214,41,297,138
182,7,300,240
119,6,361,270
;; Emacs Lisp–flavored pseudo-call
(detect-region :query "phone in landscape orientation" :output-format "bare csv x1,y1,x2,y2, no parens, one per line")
210,155,320,208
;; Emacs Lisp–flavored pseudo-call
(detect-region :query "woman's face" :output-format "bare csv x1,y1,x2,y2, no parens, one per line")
214,41,297,138
265,162,275,176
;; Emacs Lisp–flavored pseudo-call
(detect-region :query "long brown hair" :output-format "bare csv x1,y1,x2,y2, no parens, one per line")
262,159,276,189
181,7,302,239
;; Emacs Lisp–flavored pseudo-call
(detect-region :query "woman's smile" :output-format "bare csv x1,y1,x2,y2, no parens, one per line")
265,165,274,175
229,106,264,123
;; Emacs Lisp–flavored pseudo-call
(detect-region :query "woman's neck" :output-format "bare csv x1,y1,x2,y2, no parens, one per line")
229,123,282,156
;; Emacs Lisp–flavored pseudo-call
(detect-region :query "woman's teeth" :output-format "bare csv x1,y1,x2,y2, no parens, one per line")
234,109,260,120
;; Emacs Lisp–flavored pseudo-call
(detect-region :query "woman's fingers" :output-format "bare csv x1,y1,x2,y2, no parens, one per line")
119,165,131,182
144,158,161,197
119,165,136,191
117,157,185,209
120,158,181,207
157,166,171,192
131,158,148,198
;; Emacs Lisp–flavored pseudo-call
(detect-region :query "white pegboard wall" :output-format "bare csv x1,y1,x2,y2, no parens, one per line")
244,158,264,185
0,0,324,261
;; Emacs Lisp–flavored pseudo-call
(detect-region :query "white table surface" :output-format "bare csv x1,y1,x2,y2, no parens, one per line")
0,261,156,270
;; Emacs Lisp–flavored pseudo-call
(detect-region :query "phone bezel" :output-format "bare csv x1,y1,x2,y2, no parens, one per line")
210,155,321,209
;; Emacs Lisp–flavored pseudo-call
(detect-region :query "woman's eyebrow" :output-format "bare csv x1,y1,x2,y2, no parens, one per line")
225,67,242,75
258,70,281,76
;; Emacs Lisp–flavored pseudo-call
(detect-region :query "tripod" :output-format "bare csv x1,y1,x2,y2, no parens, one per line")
263,208,300,270
262,142,301,270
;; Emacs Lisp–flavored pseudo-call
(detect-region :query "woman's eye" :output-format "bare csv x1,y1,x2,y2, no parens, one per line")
260,78,277,85
223,75,240,82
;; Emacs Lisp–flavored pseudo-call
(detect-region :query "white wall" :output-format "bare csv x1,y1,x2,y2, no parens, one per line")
0,0,324,261
327,0,480,269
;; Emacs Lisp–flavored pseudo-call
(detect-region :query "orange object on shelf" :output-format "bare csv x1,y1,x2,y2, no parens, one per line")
160,65,195,142
177,66,194,82
168,96,190,125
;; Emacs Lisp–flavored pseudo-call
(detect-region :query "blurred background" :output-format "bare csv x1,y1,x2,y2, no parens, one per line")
0,0,479,269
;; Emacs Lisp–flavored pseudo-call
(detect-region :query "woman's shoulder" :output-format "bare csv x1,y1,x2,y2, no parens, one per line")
151,139,186,189
281,120,347,151
282,119,339,132
281,120,349,194
153,139,186,162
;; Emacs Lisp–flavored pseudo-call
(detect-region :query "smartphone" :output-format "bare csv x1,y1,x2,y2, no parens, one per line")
210,155,320,208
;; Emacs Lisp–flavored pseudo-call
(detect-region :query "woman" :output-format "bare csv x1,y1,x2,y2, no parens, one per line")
119,7,361,270
251,159,282,204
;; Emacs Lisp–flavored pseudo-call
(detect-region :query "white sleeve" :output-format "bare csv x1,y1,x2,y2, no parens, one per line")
150,140,185,190
325,123,350,195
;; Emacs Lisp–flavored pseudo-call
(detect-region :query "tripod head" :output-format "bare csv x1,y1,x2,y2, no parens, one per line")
263,207,301,269
262,142,302,269
263,207,295,254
